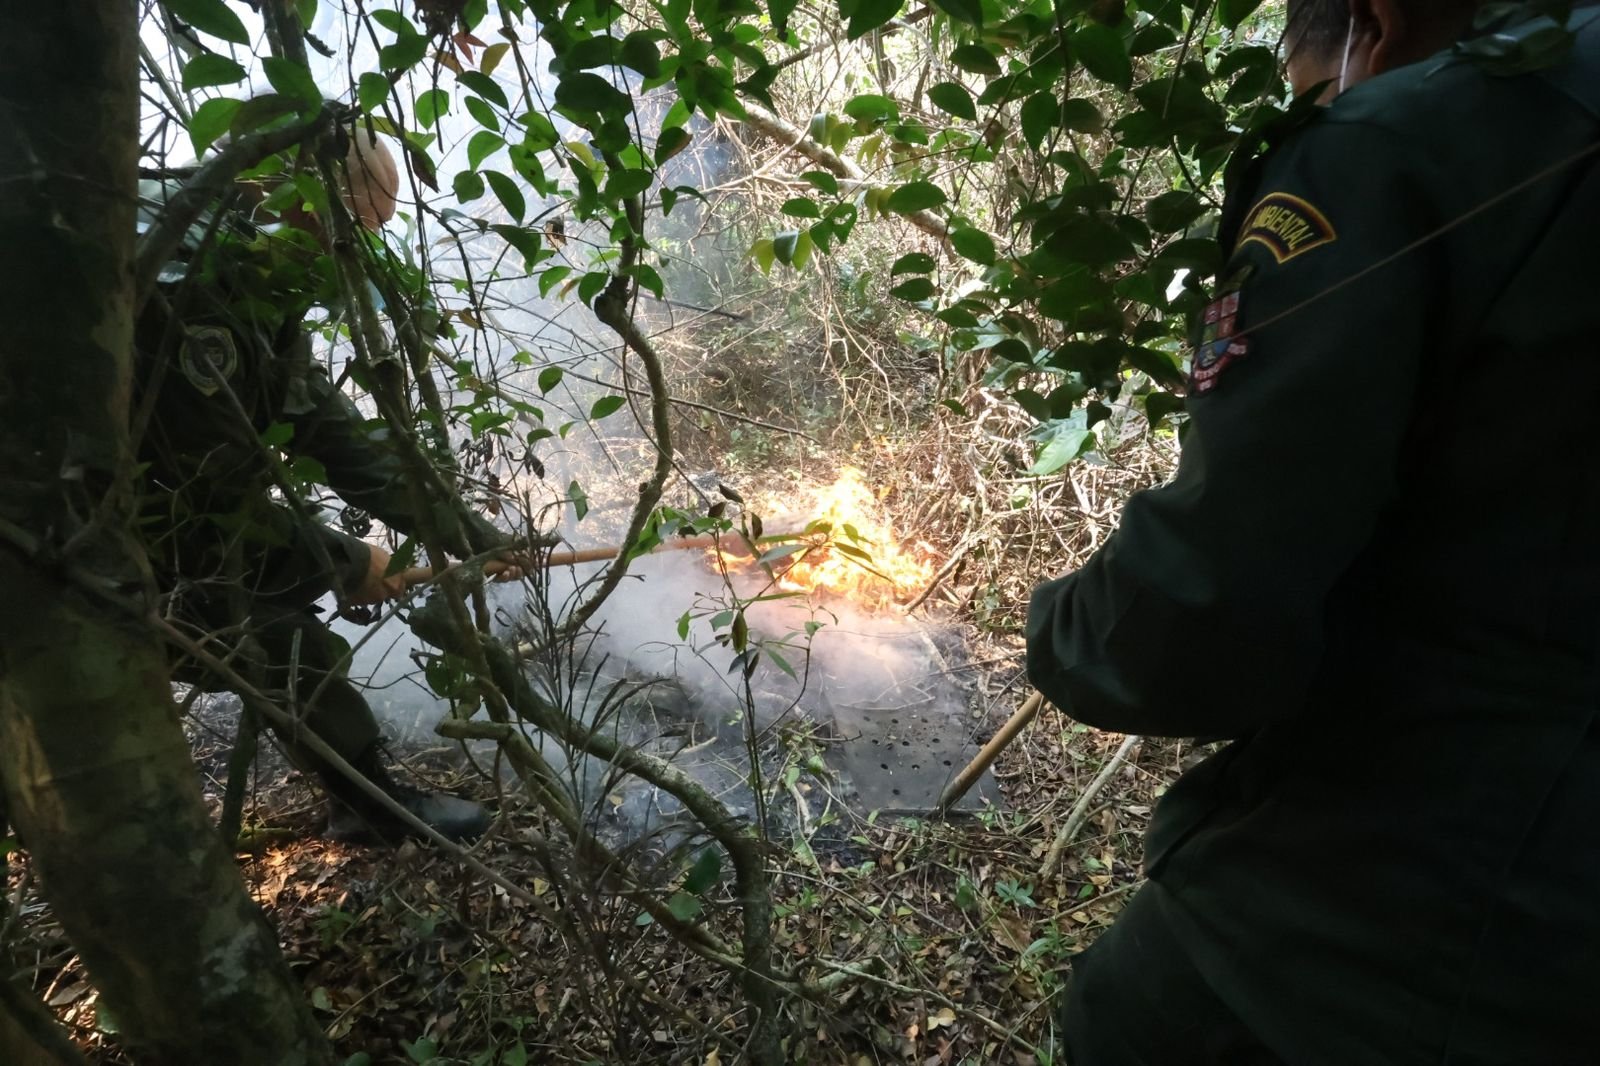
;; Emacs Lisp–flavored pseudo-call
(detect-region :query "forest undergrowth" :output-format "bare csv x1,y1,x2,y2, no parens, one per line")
7,201,1192,1063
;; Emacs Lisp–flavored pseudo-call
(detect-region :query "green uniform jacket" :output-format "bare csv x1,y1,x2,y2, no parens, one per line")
1027,14,1600,1064
135,198,502,609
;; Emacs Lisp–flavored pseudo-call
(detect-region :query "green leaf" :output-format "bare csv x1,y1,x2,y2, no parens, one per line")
930,0,982,26
403,1037,438,1064
1075,24,1132,90
950,43,1002,76
188,97,243,155
165,0,249,43
845,0,904,40
768,645,797,680
656,126,691,164
538,366,563,393
1060,97,1106,133
260,421,294,447
1038,270,1111,319
562,36,617,72
790,228,815,269
415,87,450,129
889,277,936,301
358,72,389,114
606,168,654,199
453,171,485,202
229,93,297,138
773,228,812,267
181,53,247,91
263,56,321,108
749,237,776,274
290,455,328,484
481,42,510,75
1219,0,1264,29
885,180,947,213
568,480,589,520
590,395,627,419
1012,388,1053,421
1144,390,1185,426
927,81,977,121
800,169,839,194
781,197,821,219
1028,428,1094,474
370,9,411,33
484,171,525,222
951,227,996,265
630,263,665,298
380,35,429,72
1145,190,1204,233
538,266,571,297
891,252,936,274
555,71,629,113
770,0,799,36
457,71,508,108
620,32,662,77
843,93,898,123
666,891,702,922
683,847,722,894
1126,345,1185,387
1020,91,1057,148
466,130,503,170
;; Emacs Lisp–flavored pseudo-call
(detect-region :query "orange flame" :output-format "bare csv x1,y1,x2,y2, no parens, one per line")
712,468,935,609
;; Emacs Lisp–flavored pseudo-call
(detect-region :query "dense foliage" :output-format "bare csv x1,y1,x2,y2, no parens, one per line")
159,0,1303,483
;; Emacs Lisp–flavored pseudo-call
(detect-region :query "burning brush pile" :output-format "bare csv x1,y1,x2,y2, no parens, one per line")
538,468,999,853
706,467,938,611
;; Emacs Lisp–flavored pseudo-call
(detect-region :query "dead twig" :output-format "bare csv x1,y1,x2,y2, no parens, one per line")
1039,734,1141,880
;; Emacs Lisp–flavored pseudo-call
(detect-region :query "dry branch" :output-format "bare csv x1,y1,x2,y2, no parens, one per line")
1039,733,1141,879
738,102,951,244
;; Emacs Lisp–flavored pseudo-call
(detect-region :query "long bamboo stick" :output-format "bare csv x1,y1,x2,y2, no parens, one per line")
396,531,778,588
936,690,1046,815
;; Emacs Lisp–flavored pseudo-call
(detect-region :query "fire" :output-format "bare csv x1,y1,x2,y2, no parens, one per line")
712,468,935,608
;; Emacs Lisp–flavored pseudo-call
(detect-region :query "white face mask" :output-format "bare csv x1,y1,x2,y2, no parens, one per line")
1338,14,1356,92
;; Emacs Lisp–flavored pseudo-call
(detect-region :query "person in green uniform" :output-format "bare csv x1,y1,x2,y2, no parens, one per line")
1027,0,1600,1060
138,127,500,843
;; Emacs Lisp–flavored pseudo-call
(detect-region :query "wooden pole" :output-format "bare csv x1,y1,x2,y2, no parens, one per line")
937,690,1046,815
396,531,775,588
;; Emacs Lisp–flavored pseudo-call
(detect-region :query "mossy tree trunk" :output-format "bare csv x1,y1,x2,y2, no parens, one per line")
0,3,334,1063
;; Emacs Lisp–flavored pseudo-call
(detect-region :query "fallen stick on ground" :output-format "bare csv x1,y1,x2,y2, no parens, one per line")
1038,733,1141,880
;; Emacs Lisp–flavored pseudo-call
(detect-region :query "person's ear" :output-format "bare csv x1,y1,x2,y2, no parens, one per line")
1349,0,1410,75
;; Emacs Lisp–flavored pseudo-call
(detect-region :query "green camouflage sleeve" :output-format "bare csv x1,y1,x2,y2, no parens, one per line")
1026,117,1442,737
251,500,372,604
287,365,505,559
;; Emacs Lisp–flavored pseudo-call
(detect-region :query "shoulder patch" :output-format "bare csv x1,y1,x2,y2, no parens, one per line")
1237,192,1336,263
179,326,238,397
1189,268,1252,395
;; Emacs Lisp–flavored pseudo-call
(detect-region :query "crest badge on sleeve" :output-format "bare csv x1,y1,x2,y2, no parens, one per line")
1189,272,1250,395
178,326,239,397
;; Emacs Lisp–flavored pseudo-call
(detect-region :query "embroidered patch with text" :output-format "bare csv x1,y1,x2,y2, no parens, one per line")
1190,281,1249,395
179,326,239,397
1237,192,1336,264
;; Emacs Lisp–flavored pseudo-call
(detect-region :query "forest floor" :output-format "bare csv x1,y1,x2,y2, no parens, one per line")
7,273,1195,1065
8,639,1204,1066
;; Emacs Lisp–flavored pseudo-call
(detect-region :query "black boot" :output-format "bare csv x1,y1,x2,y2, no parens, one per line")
321,747,492,845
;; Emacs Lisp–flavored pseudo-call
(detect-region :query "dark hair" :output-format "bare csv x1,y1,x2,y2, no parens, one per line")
1286,0,1353,57
1286,0,1483,59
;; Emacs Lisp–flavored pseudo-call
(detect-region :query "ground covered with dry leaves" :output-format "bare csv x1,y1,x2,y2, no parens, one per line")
7,682,1204,1065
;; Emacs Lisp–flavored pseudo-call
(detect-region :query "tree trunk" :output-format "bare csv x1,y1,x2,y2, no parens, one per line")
0,977,88,1066
0,3,334,1063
